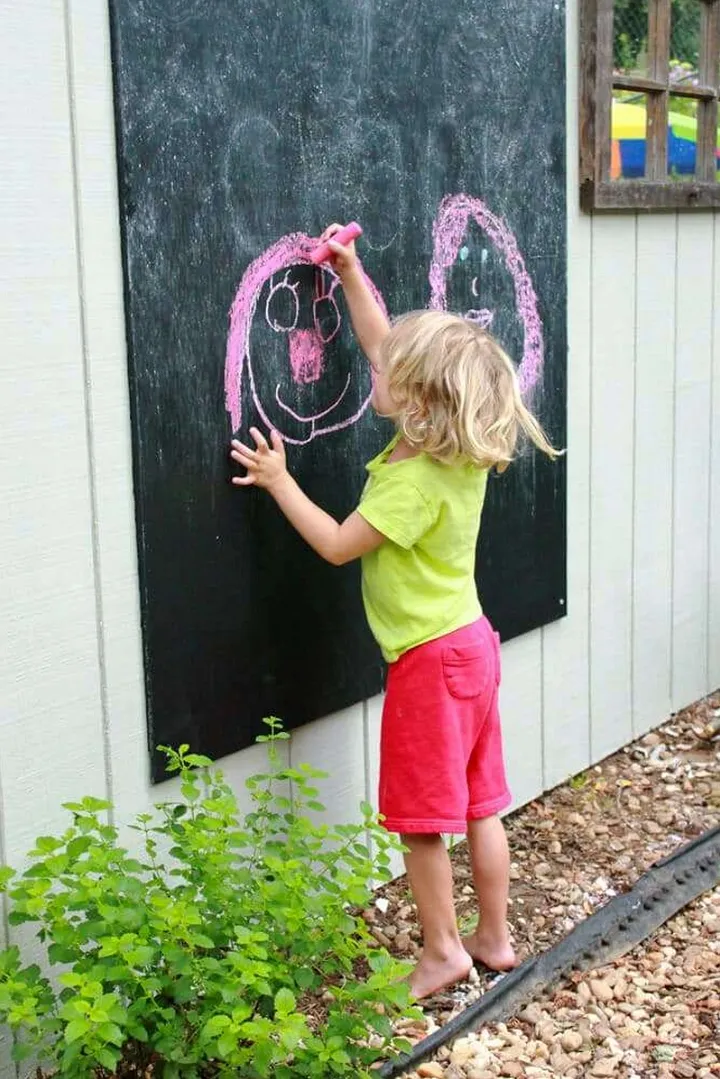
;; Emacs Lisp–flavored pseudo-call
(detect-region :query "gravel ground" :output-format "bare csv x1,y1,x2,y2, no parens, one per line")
369,693,720,1079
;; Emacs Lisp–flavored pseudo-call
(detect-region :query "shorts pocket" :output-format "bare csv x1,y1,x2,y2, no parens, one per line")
442,644,491,700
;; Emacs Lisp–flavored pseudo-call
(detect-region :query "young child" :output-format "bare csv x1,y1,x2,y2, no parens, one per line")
230,224,558,999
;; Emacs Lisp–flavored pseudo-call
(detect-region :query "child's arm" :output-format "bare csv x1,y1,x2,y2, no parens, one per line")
231,429,384,566
320,224,390,369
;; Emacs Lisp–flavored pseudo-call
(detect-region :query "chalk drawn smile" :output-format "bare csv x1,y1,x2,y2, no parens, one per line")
274,372,352,424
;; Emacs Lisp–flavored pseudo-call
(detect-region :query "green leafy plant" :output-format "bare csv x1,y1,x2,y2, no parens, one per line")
0,719,416,1077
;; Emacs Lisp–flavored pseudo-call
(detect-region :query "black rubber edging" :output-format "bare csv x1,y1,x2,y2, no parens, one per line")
379,824,720,1078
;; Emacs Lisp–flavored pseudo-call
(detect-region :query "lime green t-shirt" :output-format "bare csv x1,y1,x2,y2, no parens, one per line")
357,435,488,663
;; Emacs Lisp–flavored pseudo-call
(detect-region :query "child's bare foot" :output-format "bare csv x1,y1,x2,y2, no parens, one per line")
408,947,474,1000
462,928,518,972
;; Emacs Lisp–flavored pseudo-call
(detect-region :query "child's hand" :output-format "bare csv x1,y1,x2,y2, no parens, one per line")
231,428,288,492
319,223,359,279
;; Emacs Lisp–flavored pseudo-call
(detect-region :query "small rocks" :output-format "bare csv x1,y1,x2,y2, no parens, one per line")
520,1003,543,1023
448,1038,479,1067
560,1030,583,1052
395,931,412,952
590,978,615,1003
590,1058,622,1077
498,1063,523,1078
370,926,392,948
550,1048,576,1074
416,1064,444,1078
536,1019,557,1044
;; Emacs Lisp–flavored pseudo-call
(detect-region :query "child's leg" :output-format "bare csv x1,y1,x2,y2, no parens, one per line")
378,621,506,996
462,624,516,969
402,833,472,998
462,815,517,970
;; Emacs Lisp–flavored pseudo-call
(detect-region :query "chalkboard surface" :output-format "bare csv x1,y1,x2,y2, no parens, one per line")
108,0,567,781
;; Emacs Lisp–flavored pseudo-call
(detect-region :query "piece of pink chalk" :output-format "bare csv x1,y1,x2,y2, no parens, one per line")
310,221,363,265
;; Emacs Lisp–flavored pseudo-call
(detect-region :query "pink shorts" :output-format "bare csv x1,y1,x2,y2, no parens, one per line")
379,617,511,834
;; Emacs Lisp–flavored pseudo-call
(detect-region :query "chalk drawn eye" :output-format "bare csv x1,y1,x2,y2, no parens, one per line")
265,272,300,333
313,292,341,345
311,271,341,345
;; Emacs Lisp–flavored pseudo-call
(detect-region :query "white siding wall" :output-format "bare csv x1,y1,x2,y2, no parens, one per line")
0,4,718,1067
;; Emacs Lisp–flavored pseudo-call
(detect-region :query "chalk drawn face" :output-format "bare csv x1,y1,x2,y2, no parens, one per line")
428,195,543,396
226,201,541,443
225,233,389,444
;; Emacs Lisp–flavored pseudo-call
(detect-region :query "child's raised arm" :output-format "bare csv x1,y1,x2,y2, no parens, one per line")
319,224,390,370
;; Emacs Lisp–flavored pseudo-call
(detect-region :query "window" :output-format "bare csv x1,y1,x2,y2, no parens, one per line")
580,0,720,210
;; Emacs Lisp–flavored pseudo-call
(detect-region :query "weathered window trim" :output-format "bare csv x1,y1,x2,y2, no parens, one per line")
580,0,720,212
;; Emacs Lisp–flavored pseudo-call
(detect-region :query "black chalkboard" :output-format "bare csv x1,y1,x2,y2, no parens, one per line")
108,0,567,781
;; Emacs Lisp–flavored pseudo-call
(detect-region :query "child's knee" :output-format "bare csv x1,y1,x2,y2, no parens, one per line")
402,832,443,850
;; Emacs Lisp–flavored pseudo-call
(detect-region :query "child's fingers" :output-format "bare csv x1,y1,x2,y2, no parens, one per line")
230,441,258,461
231,474,256,486
270,430,285,454
230,446,256,464
231,452,256,471
249,427,269,451
327,240,352,258
320,223,343,243
231,438,258,456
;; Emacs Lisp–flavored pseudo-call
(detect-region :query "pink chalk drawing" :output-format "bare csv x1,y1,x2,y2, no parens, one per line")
428,194,544,396
225,233,388,445
225,197,544,440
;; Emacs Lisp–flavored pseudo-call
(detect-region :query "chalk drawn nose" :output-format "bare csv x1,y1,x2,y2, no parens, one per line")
289,328,325,384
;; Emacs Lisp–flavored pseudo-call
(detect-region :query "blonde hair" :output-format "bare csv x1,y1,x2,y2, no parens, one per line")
380,310,560,470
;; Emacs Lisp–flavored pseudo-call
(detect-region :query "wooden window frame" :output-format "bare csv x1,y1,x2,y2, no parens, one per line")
580,0,720,211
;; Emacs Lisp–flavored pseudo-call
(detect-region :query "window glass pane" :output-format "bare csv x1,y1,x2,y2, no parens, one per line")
670,0,702,78
612,90,648,178
614,1,650,77
668,94,698,180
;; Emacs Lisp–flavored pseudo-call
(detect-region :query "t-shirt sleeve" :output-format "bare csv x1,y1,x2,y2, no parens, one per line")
357,473,435,549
